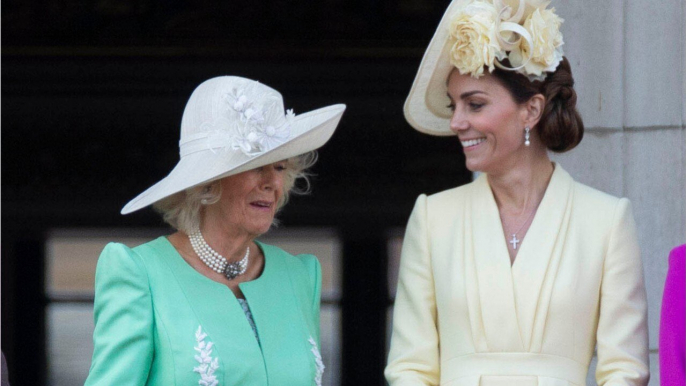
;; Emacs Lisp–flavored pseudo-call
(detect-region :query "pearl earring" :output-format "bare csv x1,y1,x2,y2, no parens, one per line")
201,198,209,205
524,126,531,146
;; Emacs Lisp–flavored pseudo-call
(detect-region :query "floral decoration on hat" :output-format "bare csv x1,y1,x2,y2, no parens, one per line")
448,0,564,81
202,82,294,157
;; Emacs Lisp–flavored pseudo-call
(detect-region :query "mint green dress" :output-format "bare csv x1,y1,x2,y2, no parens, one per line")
84,237,324,386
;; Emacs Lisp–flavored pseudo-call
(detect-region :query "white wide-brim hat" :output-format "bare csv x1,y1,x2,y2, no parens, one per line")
122,76,346,214
404,0,468,137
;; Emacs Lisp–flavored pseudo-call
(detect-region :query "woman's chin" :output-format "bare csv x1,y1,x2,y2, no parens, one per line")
248,219,275,237
464,158,484,173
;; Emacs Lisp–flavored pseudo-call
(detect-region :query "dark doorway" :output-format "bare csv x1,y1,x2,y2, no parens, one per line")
2,1,470,384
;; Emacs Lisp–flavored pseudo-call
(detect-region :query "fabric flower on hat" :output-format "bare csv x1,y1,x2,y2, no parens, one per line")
255,108,293,151
242,106,265,125
232,94,249,112
221,92,294,157
257,124,290,151
223,89,267,125
499,0,548,23
510,6,564,80
232,130,264,156
199,116,265,157
446,0,564,81
449,0,504,77
223,89,250,115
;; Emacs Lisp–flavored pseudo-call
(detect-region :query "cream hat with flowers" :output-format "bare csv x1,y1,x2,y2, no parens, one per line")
122,76,346,214
405,0,564,136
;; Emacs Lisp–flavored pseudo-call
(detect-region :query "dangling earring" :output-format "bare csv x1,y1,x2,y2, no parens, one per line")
201,185,213,205
524,126,531,147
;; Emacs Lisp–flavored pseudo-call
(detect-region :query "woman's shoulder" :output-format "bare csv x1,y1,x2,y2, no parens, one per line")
101,236,169,255
97,237,171,271
669,245,686,268
415,182,474,214
94,240,160,287
411,178,483,221
569,178,634,224
560,173,640,243
98,241,139,266
258,241,321,294
572,179,624,207
258,241,320,272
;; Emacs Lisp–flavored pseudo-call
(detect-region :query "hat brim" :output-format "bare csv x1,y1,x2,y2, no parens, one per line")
121,103,346,214
404,0,468,136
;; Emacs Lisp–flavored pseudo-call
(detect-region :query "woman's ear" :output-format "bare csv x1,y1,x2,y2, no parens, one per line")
523,94,545,128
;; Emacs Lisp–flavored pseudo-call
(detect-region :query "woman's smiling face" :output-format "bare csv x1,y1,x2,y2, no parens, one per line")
447,69,532,174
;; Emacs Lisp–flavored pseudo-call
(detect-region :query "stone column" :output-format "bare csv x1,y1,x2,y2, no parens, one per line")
551,1,685,384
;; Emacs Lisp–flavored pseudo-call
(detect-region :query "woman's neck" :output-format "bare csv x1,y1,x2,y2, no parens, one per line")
200,213,256,263
486,154,554,214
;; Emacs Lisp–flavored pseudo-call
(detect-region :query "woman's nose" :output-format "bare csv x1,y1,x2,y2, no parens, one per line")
260,167,279,190
449,109,469,134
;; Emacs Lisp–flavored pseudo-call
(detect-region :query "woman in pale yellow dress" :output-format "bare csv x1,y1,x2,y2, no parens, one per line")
385,1,649,385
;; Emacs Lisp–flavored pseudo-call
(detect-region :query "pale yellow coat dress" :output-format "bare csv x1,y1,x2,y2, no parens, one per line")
385,165,649,386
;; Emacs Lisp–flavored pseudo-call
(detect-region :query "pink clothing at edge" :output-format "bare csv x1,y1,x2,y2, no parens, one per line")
660,244,685,385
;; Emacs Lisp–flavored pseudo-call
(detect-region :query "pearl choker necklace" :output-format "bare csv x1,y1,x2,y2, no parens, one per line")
188,227,249,280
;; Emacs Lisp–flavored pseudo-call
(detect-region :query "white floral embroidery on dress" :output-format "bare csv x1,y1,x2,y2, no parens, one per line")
308,336,325,386
193,325,220,386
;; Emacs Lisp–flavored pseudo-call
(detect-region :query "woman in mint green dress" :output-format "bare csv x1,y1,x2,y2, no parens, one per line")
85,76,346,386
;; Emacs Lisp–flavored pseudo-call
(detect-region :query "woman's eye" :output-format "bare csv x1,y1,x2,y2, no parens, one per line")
275,164,287,171
469,102,484,110
446,103,456,111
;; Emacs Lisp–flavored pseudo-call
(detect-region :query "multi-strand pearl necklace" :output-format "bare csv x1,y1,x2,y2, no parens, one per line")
188,227,249,280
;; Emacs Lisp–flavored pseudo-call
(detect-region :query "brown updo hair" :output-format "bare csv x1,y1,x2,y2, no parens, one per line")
490,57,584,152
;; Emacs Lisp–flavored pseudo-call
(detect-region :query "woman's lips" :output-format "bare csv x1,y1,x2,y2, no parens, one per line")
250,201,273,210
460,137,486,149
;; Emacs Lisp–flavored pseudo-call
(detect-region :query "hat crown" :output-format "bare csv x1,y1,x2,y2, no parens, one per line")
179,76,294,158
181,76,286,136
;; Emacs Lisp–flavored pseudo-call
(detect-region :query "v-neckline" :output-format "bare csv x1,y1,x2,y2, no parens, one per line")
483,163,558,270
466,163,575,352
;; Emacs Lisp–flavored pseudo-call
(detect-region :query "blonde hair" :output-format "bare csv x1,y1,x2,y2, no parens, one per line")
153,152,317,233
